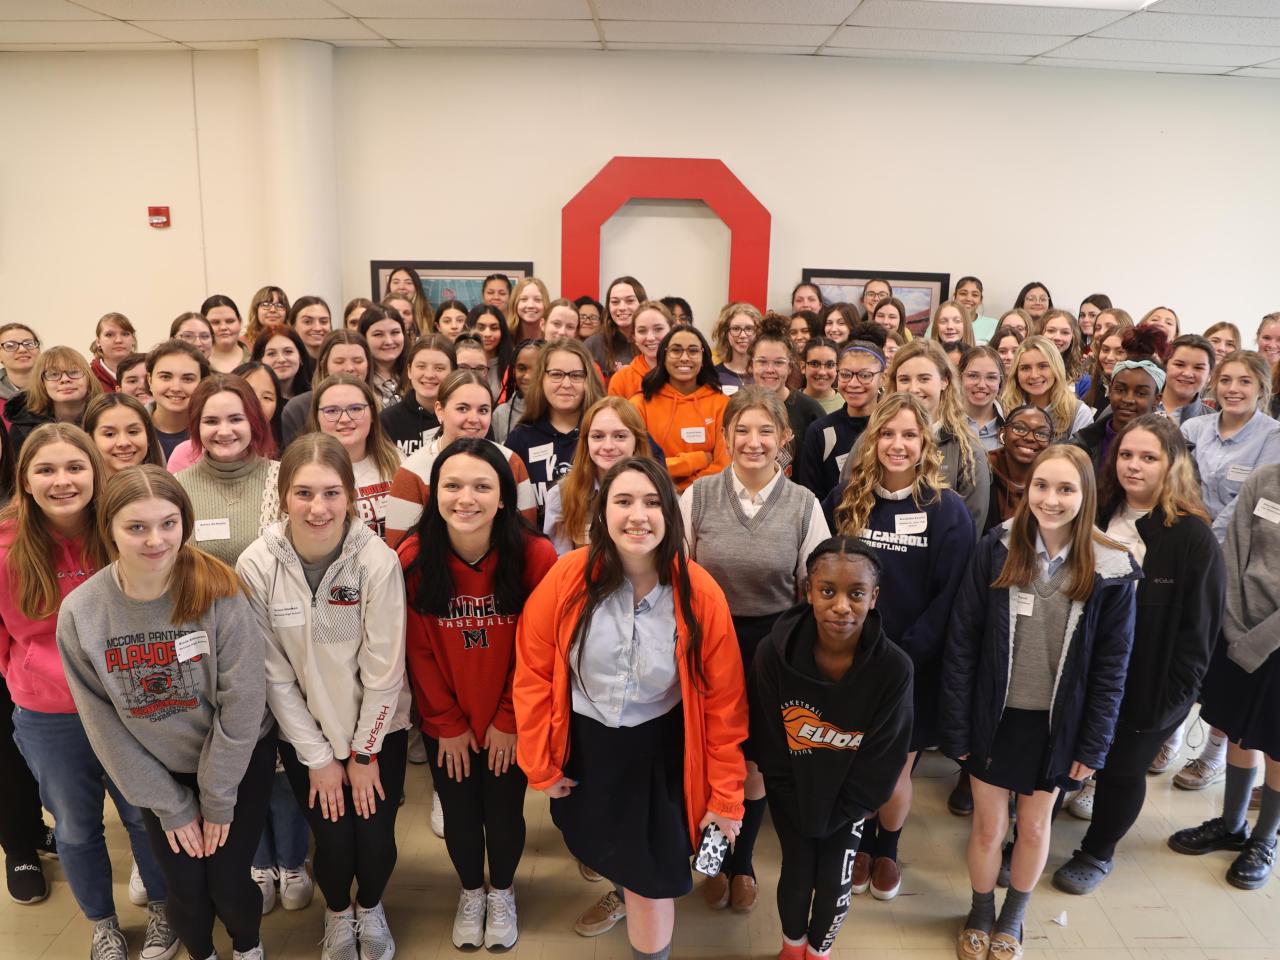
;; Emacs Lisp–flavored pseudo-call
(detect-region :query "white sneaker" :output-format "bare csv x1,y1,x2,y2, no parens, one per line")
451,888,486,949
128,860,148,907
322,907,360,960
91,917,128,960
139,901,180,960
1067,778,1096,821
355,901,395,960
278,864,313,911
231,947,264,960
484,887,518,950
251,866,277,915
430,792,444,839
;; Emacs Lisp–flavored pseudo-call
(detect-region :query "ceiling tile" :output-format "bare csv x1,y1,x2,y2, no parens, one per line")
602,20,832,45
184,37,395,47
607,42,817,54
0,19,161,41
848,0,1127,35
71,0,335,17
1033,56,1234,73
0,0,105,18
1147,0,1280,16
370,18,596,40
0,40,186,49
333,0,588,16
391,38,599,47
1048,35,1280,65
142,17,379,40
1094,11,1280,44
829,25,1067,55
595,0,856,25
821,46,1030,63
1228,66,1280,76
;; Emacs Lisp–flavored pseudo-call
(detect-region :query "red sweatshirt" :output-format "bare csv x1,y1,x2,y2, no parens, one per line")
399,532,558,741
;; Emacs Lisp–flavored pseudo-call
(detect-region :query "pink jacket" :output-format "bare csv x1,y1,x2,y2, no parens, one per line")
0,521,96,713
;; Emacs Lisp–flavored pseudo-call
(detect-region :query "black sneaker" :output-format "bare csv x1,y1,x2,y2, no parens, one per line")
996,840,1013,888
1168,817,1249,856
1227,837,1277,890
37,825,57,860
948,772,974,817
6,856,48,904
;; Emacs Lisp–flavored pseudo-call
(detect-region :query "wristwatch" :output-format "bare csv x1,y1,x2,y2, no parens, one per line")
352,752,377,765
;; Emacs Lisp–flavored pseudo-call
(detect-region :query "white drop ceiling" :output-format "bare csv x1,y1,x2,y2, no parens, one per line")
1,0,1278,78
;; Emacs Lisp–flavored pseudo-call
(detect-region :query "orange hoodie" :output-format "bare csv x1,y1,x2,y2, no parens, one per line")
514,549,748,848
629,384,729,491
607,354,651,400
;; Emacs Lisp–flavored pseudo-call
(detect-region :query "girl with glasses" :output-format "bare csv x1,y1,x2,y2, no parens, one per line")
0,323,42,401
959,345,1006,452
801,338,842,415
747,313,825,477
245,287,289,345
7,347,103,457
712,303,762,392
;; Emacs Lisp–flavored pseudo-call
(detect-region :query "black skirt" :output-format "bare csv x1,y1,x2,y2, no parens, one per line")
965,707,1061,796
1200,637,1280,759
734,611,783,763
552,705,693,900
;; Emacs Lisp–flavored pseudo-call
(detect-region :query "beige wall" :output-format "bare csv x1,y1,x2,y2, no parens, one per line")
2,47,1277,354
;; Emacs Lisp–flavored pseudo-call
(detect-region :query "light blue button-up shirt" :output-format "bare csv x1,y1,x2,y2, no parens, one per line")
571,581,682,729
1035,533,1070,580
1182,409,1280,543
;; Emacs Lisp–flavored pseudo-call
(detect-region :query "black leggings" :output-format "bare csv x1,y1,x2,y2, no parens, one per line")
140,733,277,958
770,799,863,953
279,729,408,911
1081,718,1183,862
423,734,527,890
0,674,45,859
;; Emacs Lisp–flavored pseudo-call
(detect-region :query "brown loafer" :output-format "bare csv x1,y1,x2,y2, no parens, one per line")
870,856,901,901
730,874,758,912
956,928,990,960
703,871,730,909
851,852,872,895
988,932,1024,959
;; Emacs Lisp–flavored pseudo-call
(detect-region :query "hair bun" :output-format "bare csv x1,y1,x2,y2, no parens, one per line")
760,311,790,340
848,321,887,350
1122,324,1169,362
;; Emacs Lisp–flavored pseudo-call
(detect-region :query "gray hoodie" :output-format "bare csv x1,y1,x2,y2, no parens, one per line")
56,567,273,830
1223,464,1280,673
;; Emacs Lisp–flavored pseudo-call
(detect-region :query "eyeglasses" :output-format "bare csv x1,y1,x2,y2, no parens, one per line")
1024,296,1049,307
1,339,39,352
728,325,756,337
42,369,86,382
545,369,588,384
806,359,837,370
837,368,881,384
1004,421,1052,443
667,345,703,359
178,331,213,344
260,302,286,313
458,363,488,374
318,403,370,422
963,372,1002,385
752,358,790,370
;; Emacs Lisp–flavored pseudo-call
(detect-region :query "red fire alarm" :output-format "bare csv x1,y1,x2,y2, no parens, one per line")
148,206,171,229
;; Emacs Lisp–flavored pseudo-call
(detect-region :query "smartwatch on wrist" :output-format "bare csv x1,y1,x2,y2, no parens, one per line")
353,751,377,766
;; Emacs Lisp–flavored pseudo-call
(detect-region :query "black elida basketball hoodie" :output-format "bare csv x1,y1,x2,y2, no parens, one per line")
749,605,914,838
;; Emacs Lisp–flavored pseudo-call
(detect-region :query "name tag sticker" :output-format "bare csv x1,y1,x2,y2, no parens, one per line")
722,385,739,397
896,513,928,535
174,631,210,663
1228,464,1253,483
835,452,850,472
528,442,554,463
1016,592,1035,617
194,518,231,541
680,426,706,444
1255,498,1280,524
271,601,306,628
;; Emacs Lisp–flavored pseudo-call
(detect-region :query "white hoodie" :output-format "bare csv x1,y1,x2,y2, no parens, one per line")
236,519,410,768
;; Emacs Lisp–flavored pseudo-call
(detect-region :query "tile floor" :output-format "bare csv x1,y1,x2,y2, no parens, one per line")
5,723,1278,960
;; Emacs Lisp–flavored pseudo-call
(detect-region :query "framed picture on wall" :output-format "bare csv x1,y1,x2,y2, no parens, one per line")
802,268,951,338
370,260,534,308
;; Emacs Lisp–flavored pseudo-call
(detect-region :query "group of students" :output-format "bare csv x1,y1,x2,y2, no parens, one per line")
0,266,1277,960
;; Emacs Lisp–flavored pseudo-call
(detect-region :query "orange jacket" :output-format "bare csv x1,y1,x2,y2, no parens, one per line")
514,549,748,847
628,384,729,492
607,354,651,399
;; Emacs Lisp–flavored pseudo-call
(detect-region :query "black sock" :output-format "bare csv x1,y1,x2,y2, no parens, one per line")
876,825,902,862
856,817,879,857
1223,763,1257,834
632,945,670,960
1252,785,1280,843
995,886,1030,940
727,797,767,878
965,888,996,933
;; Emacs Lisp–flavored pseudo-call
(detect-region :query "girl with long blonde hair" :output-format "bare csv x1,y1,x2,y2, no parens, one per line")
998,335,1094,439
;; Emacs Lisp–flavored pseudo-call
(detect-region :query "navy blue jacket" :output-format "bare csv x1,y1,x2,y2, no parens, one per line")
940,522,1141,780
796,408,868,501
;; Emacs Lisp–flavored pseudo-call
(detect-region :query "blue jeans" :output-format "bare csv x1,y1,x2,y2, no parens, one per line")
12,707,167,920
251,769,310,871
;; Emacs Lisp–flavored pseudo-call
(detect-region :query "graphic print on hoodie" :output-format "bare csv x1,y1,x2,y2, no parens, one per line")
102,626,205,721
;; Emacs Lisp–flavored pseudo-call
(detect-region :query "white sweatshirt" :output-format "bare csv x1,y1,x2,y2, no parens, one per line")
236,519,411,768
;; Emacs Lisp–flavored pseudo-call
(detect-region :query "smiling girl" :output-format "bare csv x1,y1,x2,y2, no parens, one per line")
990,326,1024,379
929,300,976,354
400,439,558,950
821,303,857,348
6,347,103,456
289,297,334,364
148,341,211,462
1080,319,1134,413
802,338,842,415
0,323,42,401
540,298,580,342
584,276,646,379
245,287,289,345
381,335,455,456
959,345,1006,452
492,339,541,443
798,330,886,501
89,313,138,391
999,335,1094,440
251,324,309,402
384,265,433,334
748,314,826,477
985,405,1053,535
507,277,551,343
712,303,761,391
171,314,215,359
434,299,469,342
85,393,165,475
943,445,1138,960
1204,321,1241,365
202,296,249,374
608,302,671,401
280,330,373,448
1162,334,1216,424
1037,309,1086,395
57,465,274,960
466,304,514,402
359,305,408,408
1072,330,1165,476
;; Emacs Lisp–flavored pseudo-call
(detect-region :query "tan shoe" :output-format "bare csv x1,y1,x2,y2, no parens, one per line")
851,852,873,895
703,871,730,910
573,889,626,937
730,874,757,913
988,932,1024,959
956,928,990,960
578,861,604,882
870,857,901,901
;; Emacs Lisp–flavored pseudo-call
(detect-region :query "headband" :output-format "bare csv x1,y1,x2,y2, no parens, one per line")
1112,358,1166,392
841,343,885,366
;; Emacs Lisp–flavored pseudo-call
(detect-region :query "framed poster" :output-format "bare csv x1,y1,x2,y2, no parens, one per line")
370,260,533,308
802,268,951,337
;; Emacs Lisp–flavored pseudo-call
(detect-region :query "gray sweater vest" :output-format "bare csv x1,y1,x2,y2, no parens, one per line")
690,468,813,617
